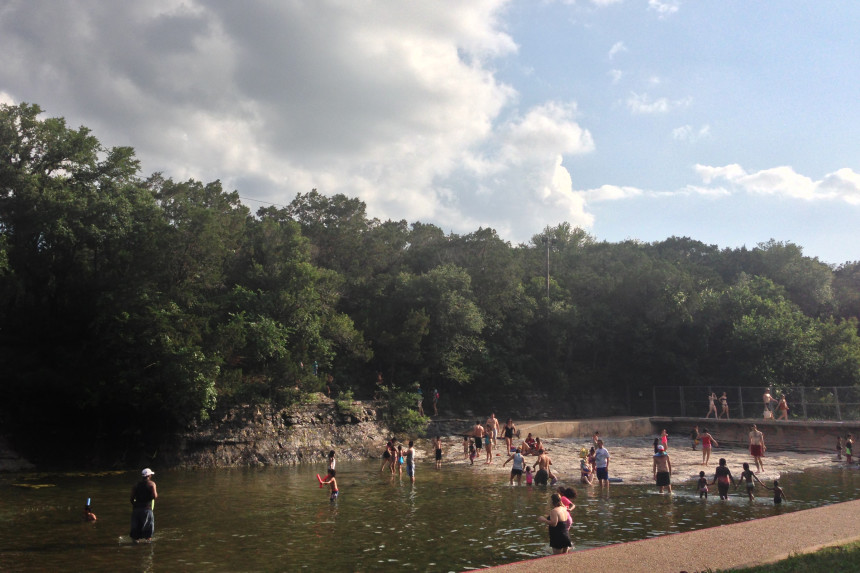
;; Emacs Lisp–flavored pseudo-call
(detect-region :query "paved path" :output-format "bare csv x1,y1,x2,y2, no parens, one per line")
487,499,860,572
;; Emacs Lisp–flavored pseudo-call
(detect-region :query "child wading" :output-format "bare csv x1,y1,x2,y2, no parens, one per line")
321,470,339,501
740,462,766,500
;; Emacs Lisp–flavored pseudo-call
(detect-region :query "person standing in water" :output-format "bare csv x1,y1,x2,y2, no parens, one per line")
130,468,158,543
404,440,416,484
503,447,526,485
433,436,443,469
652,445,672,494
700,428,718,466
710,458,736,500
749,424,766,472
537,493,572,554
594,439,611,489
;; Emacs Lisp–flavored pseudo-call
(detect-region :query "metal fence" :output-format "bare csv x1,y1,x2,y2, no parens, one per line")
651,385,860,421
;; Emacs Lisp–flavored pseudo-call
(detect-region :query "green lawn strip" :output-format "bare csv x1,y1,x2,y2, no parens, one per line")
725,540,860,573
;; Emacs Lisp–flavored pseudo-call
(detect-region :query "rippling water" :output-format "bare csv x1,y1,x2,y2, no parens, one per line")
1,461,858,572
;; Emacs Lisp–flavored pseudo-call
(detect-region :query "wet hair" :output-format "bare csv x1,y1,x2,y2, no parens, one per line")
558,487,577,499
551,493,562,507
718,458,727,466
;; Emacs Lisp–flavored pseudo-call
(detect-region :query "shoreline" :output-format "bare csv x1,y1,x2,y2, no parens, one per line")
428,434,847,486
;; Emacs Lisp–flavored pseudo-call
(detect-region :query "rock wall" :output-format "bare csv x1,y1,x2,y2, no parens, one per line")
160,396,389,468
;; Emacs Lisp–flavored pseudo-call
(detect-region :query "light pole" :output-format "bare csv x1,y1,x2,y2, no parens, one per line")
541,235,556,304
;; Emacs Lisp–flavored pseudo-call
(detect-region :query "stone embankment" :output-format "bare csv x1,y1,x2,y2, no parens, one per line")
159,395,389,468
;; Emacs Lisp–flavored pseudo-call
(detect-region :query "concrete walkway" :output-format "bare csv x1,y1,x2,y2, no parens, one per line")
488,499,860,572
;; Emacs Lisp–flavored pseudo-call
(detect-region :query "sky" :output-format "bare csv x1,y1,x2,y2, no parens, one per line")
2,0,859,265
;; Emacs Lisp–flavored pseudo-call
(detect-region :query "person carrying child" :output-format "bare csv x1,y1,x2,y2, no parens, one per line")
580,458,594,485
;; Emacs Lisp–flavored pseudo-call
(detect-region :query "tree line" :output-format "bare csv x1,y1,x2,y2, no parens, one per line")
2,103,859,463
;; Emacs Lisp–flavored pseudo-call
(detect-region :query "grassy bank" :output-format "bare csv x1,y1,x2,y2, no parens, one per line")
728,540,860,572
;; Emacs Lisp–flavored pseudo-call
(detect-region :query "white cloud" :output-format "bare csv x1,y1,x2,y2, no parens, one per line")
673,124,711,142
648,0,681,17
608,41,627,60
583,184,644,202
609,69,623,84
0,91,14,105
695,164,860,204
627,92,691,114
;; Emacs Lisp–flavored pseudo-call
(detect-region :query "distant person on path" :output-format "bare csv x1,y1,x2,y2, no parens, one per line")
595,440,611,489
776,395,789,420
486,413,501,446
503,447,526,485
710,458,736,500
697,471,709,499
537,493,572,554
771,480,788,504
405,440,416,484
416,386,424,416
433,436,443,469
836,436,843,461
763,388,777,419
432,388,439,416
592,431,600,446
691,425,700,451
749,424,766,472
719,392,730,419
652,445,672,493
705,392,718,418
740,462,766,500
700,428,718,466
321,470,339,501
130,468,158,543
503,418,517,453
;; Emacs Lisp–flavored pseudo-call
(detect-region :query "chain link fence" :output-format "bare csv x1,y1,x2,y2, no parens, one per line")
650,385,860,421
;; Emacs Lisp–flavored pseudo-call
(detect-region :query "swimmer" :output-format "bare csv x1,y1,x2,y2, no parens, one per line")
83,504,97,522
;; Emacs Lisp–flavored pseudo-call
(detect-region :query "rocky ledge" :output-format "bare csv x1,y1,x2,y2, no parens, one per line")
159,395,389,468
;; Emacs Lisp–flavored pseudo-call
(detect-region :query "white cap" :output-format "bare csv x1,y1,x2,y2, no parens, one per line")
141,468,155,477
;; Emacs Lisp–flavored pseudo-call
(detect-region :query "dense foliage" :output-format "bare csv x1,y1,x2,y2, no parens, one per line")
2,104,860,463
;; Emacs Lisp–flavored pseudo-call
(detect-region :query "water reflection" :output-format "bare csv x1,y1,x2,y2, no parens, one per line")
0,462,857,572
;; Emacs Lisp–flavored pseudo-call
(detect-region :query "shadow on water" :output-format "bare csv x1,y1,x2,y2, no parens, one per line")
1,462,858,572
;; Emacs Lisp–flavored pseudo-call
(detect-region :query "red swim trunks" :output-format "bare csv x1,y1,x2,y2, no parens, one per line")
750,444,763,457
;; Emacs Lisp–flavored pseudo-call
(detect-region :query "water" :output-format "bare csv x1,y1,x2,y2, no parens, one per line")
1,462,858,572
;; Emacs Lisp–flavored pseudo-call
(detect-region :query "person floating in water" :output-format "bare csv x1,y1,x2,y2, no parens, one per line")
83,504,97,522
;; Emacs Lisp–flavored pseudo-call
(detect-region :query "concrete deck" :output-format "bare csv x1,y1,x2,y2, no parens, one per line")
487,499,860,572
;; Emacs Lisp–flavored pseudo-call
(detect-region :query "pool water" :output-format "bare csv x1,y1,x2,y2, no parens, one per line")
1,461,858,572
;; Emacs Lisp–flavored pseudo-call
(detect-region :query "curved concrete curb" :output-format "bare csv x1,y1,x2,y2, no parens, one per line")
486,499,860,573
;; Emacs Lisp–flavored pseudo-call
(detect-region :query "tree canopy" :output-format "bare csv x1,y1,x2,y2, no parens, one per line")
2,103,860,464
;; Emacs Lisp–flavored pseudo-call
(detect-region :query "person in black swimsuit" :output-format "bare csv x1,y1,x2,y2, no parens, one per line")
503,419,517,453
537,493,571,554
